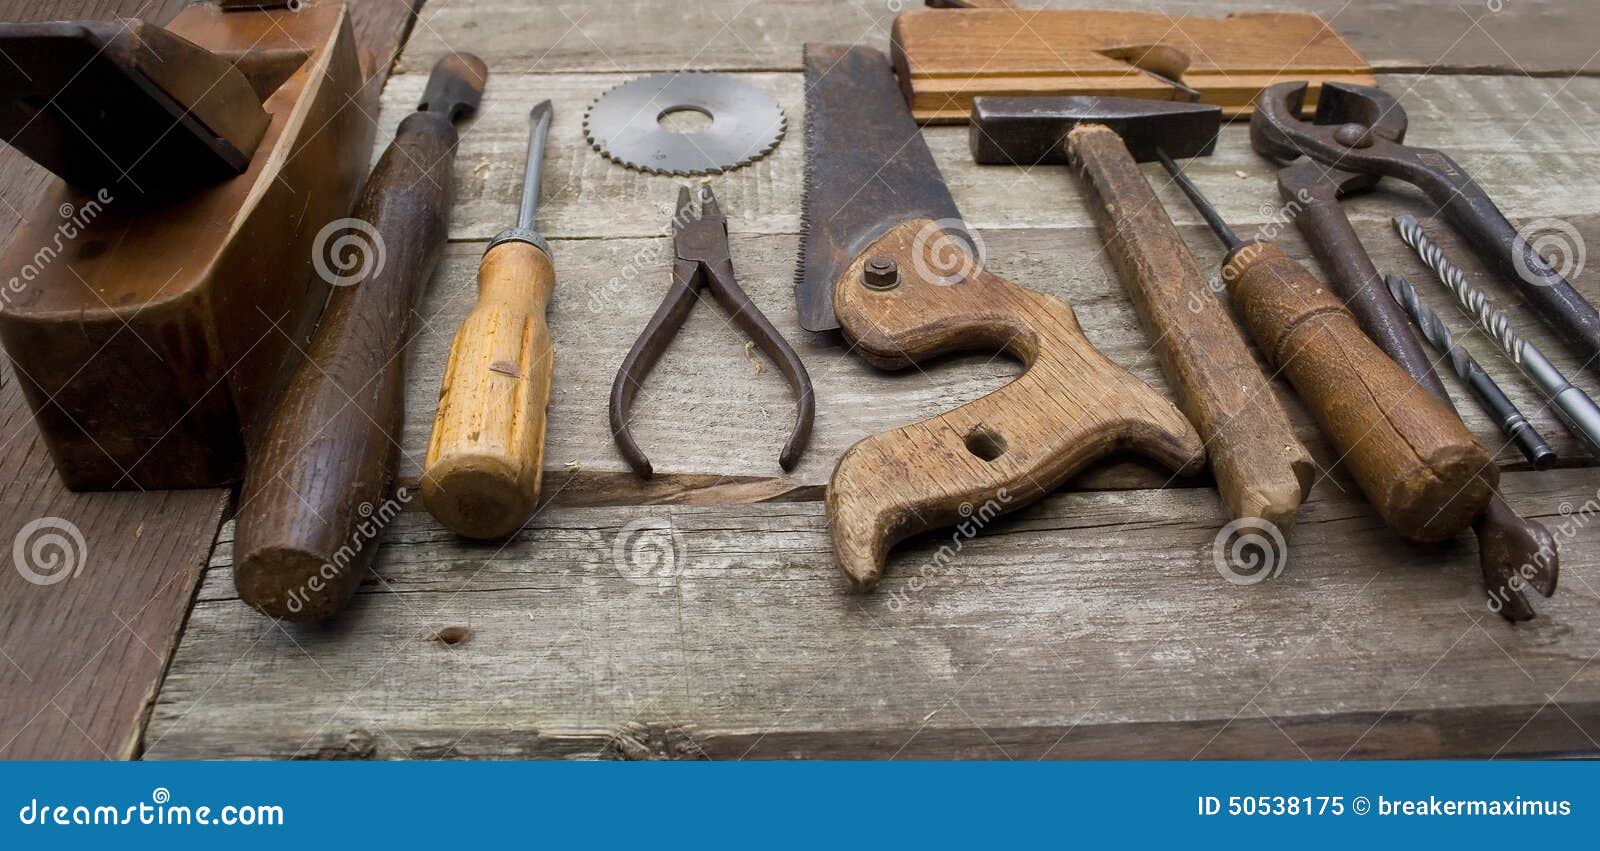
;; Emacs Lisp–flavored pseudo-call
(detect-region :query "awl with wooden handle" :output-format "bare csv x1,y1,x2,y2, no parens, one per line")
969,96,1315,532
1159,151,1495,542
423,101,557,539
234,54,487,622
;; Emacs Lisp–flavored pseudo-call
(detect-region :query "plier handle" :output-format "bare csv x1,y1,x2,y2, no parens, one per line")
609,185,815,478
1252,81,1600,365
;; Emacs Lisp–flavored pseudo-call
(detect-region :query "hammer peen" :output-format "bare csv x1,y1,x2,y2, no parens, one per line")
970,96,1314,533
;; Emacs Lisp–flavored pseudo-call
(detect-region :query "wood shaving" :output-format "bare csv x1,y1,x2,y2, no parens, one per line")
745,341,764,376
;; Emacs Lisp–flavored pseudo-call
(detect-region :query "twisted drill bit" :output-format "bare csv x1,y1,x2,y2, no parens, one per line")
1395,214,1600,458
1385,274,1555,468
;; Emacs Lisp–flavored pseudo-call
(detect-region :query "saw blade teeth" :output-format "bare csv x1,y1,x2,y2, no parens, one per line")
797,53,821,304
584,73,784,175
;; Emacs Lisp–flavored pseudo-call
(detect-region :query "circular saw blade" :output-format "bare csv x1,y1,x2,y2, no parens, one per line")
584,73,785,176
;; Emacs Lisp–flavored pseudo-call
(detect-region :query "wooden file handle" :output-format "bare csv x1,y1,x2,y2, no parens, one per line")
1224,243,1494,542
1069,125,1313,530
234,107,466,622
421,239,556,539
827,219,1206,591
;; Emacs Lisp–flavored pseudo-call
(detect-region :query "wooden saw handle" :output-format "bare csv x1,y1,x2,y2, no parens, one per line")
421,239,556,539
1070,125,1313,531
827,219,1206,591
1225,242,1495,542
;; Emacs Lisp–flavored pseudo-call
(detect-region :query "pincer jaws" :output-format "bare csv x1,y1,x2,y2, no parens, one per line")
1251,81,1407,163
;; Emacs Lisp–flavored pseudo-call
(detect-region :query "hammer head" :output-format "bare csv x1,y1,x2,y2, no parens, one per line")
970,96,1221,165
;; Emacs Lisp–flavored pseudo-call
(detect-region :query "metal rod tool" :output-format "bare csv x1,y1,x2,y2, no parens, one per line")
423,101,559,539
967,96,1312,533
1159,151,1495,543
1384,274,1556,468
1394,214,1600,459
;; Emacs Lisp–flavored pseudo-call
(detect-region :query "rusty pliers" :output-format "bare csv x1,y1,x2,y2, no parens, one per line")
609,185,814,478
1253,81,1600,370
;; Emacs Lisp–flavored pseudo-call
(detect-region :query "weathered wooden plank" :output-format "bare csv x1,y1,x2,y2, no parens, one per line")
390,213,1600,504
379,71,1600,241
144,467,1600,760
0,0,422,760
395,0,1600,78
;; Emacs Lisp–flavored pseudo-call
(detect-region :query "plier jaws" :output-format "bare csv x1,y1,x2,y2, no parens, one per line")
609,185,815,479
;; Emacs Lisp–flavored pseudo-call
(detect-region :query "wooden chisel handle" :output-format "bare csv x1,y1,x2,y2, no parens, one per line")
234,54,485,622
1069,125,1313,530
1224,242,1494,542
421,239,555,538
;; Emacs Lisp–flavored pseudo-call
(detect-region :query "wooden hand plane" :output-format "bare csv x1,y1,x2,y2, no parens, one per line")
0,1,374,490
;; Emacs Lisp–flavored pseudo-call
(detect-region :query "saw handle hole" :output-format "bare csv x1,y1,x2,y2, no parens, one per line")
965,426,1007,462
657,106,714,134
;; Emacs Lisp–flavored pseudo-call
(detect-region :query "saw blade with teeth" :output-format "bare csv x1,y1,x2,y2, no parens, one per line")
583,73,785,176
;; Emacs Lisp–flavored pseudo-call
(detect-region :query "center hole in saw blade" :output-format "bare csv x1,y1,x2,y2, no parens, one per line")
656,106,714,134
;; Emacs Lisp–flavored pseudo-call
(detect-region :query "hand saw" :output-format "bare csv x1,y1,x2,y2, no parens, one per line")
798,45,1205,591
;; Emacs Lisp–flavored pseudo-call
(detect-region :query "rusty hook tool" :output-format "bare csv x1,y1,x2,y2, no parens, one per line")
1249,85,1559,621
609,185,815,479
1253,81,1600,370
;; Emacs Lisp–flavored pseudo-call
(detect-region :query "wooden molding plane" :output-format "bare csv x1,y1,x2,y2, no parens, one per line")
0,2,375,490
891,9,1376,123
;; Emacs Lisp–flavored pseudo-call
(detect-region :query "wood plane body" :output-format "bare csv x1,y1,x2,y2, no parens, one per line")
826,220,1206,590
892,10,1375,124
0,3,374,490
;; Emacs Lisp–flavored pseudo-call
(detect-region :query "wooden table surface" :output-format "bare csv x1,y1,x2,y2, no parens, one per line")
4,0,1600,760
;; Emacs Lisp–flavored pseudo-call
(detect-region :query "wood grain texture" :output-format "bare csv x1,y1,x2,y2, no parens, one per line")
383,72,1600,242
0,2,372,490
892,9,1375,123
235,62,482,622
423,240,556,539
1069,125,1312,529
392,0,1600,77
390,214,1600,503
0,0,421,759
1225,242,1494,541
826,219,1204,590
144,467,1600,760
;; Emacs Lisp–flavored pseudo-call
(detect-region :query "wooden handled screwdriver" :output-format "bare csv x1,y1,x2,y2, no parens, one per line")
1157,151,1495,542
422,101,557,539
235,55,487,621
